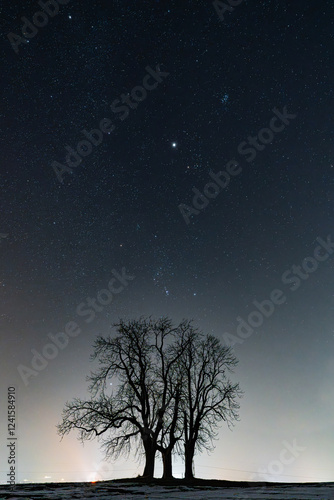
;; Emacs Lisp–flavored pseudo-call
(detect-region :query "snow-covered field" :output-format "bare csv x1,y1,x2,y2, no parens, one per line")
0,482,334,500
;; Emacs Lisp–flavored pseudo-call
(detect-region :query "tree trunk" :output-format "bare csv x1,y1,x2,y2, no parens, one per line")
184,442,195,480
142,438,156,479
162,448,173,479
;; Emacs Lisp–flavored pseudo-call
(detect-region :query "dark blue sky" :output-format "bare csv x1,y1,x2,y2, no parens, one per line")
0,0,334,484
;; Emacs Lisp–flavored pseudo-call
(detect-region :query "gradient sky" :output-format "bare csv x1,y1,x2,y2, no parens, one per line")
1,0,334,485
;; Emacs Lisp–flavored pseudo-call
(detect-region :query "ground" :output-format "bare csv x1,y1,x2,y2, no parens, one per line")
0,479,333,500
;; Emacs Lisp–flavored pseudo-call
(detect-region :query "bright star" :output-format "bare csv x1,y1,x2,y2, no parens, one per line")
172,142,177,148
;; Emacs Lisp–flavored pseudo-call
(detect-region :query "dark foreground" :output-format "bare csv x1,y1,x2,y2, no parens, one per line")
0,477,333,499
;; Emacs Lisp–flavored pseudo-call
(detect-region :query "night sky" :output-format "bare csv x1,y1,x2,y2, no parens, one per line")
1,0,334,485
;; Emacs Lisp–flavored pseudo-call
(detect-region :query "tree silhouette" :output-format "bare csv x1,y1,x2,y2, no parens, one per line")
178,331,242,479
57,317,241,480
155,354,184,479
57,317,193,479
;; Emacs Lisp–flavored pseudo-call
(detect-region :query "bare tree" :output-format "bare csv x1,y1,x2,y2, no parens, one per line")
156,370,183,479
57,317,193,479
178,332,242,480
57,317,241,481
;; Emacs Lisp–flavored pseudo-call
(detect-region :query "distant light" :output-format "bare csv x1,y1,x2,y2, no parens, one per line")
172,142,177,148
88,472,99,483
